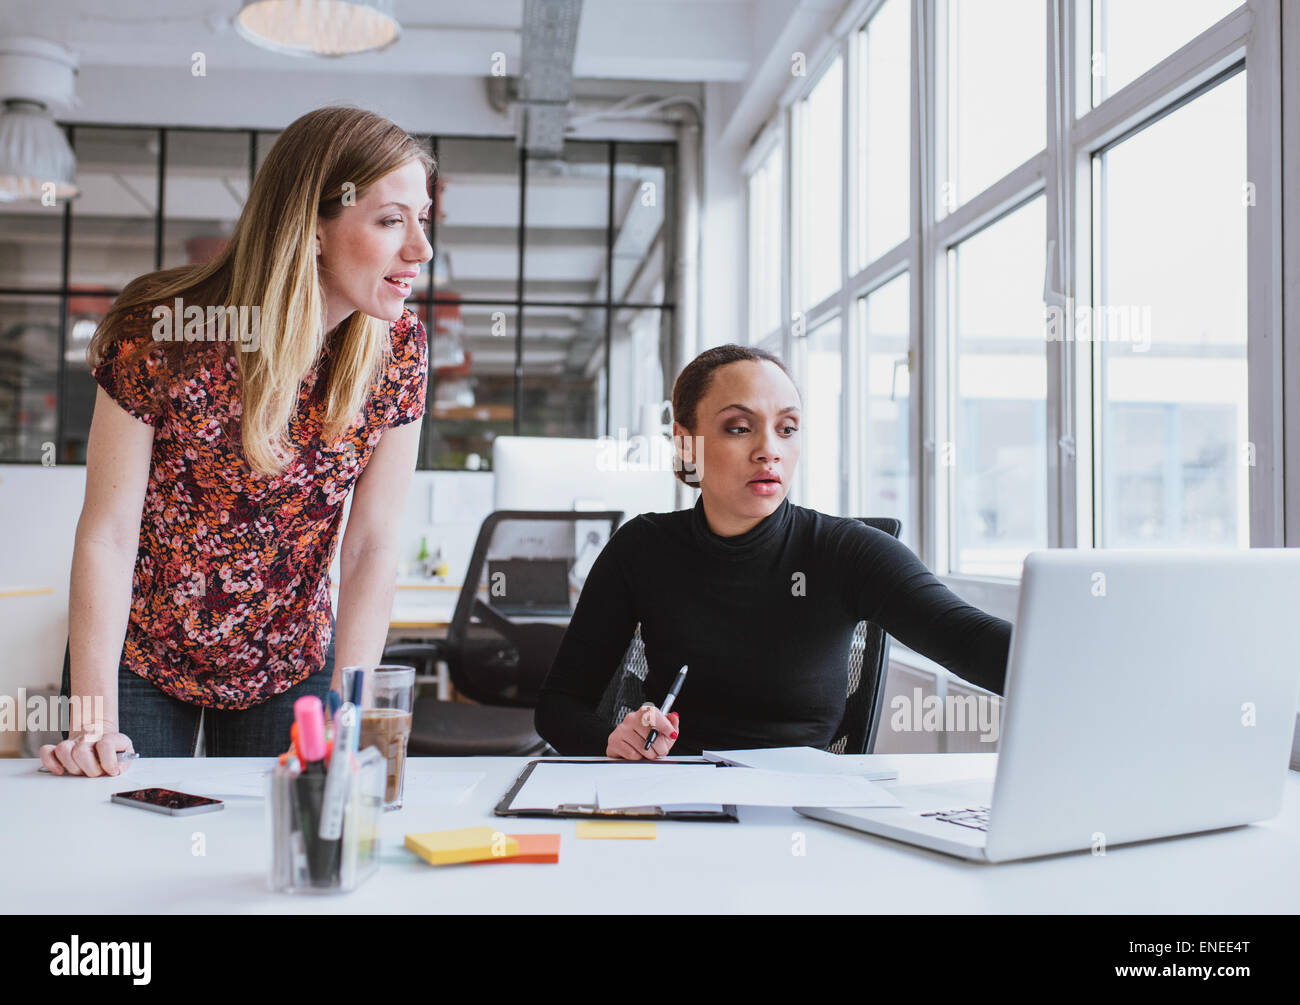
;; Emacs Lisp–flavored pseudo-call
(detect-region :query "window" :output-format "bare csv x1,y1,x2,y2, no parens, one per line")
742,0,1280,595
1,128,678,470
795,56,843,311
858,273,912,549
1093,72,1247,548
856,0,911,266
747,141,783,342
161,131,248,271
944,0,1045,211
948,197,1048,576
1089,0,1243,106
523,142,609,304
796,315,843,515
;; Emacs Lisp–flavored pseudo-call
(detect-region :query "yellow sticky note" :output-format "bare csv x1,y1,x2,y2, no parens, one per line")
405,826,519,865
575,820,657,839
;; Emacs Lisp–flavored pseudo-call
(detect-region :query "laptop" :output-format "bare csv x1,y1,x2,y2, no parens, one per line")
798,549,1300,863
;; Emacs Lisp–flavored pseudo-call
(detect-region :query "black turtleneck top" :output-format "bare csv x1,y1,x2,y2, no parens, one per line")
534,497,1013,756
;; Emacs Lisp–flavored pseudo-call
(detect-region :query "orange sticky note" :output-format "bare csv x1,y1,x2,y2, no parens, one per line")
470,833,561,864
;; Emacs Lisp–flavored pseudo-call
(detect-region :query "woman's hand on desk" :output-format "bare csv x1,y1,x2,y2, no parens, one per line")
39,728,135,777
606,704,680,760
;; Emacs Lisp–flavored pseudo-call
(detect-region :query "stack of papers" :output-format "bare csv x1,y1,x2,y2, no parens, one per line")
510,761,723,813
595,767,901,810
702,746,898,780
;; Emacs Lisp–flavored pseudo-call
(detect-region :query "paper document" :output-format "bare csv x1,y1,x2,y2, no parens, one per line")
702,746,898,780
507,760,723,812
399,771,485,806
597,768,903,810
128,769,270,799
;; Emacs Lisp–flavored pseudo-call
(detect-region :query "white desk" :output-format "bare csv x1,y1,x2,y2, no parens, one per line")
3,754,1297,913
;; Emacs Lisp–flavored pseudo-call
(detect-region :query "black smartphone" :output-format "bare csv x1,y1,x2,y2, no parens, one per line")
110,788,225,816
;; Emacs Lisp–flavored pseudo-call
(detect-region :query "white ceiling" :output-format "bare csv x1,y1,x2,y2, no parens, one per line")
0,0,756,82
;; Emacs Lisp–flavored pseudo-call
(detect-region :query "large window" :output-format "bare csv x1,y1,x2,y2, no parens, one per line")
1093,72,1248,548
797,316,844,515
858,272,912,550
743,0,1277,605
747,140,783,342
944,0,1044,210
1089,0,1243,105
794,56,843,312
0,129,676,470
949,198,1048,576
856,0,911,265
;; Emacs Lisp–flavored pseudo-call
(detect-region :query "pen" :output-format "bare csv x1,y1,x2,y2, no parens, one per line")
38,750,139,773
325,690,341,746
319,703,357,841
645,664,688,751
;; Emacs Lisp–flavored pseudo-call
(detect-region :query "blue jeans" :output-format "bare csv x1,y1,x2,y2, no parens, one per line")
58,628,335,757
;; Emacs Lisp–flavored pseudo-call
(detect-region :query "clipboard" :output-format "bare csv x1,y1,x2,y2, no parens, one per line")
493,759,740,822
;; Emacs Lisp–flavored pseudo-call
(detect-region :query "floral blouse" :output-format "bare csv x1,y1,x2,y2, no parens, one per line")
91,305,428,709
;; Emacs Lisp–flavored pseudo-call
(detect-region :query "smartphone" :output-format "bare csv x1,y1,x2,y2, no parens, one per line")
111,788,224,816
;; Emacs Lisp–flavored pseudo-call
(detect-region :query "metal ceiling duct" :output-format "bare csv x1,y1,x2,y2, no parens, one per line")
516,0,583,156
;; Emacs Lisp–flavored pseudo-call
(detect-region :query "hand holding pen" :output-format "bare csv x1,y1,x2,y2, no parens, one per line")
604,664,687,761
644,665,687,751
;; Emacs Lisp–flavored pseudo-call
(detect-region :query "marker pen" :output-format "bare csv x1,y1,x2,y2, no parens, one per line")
293,696,339,885
645,664,688,752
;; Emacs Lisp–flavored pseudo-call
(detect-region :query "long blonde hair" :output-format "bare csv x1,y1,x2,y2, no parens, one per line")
89,105,435,475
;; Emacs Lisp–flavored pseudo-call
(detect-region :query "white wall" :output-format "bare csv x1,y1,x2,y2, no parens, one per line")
0,464,495,754
699,81,747,350
0,464,87,754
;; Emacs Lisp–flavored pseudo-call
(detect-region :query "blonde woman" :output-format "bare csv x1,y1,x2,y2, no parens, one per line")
40,106,433,775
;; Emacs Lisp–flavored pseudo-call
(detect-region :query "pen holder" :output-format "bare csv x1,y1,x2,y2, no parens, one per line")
268,746,386,894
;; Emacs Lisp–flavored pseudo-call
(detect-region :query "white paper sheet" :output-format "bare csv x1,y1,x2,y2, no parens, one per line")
128,769,270,799
399,771,485,805
507,761,723,812
596,768,903,809
702,746,898,780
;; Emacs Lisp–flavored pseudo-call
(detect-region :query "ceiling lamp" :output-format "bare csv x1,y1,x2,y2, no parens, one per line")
0,38,79,203
234,0,402,58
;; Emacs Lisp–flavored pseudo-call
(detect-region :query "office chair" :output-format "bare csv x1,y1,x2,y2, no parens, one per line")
399,509,623,757
595,516,902,755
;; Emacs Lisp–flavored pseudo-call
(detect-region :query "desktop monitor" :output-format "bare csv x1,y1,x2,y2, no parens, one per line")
492,435,681,527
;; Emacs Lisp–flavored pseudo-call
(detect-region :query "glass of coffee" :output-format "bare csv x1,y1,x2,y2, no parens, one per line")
341,665,415,811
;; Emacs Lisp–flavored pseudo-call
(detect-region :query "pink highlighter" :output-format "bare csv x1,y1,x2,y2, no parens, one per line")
292,696,338,884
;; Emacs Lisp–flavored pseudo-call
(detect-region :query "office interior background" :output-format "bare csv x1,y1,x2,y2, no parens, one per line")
0,0,1296,757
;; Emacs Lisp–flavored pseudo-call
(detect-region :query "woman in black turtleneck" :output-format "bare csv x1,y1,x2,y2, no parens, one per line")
534,344,1012,758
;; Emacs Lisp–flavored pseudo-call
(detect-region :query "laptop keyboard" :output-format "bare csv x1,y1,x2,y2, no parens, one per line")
920,806,991,832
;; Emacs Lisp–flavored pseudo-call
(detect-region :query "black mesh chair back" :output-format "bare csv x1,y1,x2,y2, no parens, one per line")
827,516,900,753
449,509,622,707
595,623,651,727
597,516,902,753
